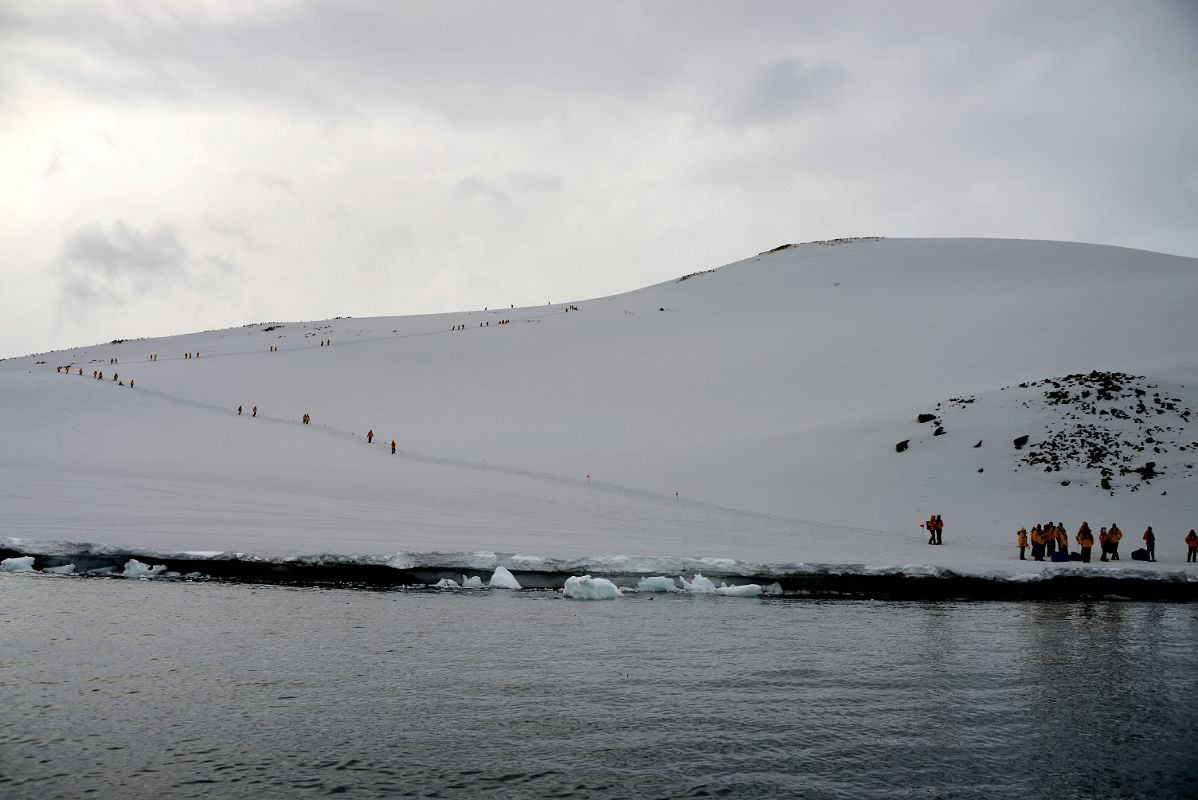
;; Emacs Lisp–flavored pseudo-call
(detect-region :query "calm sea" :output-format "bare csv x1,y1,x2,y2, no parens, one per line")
2,575,1195,799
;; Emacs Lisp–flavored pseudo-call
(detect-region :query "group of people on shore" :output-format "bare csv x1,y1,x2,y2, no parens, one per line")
1016,522,1198,563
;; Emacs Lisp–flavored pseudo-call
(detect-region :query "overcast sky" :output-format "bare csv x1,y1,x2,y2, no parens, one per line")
2,0,1196,358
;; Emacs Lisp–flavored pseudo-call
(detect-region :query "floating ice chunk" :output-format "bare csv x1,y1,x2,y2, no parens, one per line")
488,566,521,590
461,575,484,588
679,573,716,593
434,578,460,589
563,575,623,600
121,559,168,578
715,582,763,597
42,564,76,575
637,576,680,593
1,556,35,572
762,582,783,595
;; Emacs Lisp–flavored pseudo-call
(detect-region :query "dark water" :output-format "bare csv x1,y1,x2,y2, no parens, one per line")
2,576,1195,799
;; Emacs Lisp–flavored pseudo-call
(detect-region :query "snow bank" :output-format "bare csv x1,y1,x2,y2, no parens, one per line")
637,575,680,592
563,575,623,600
1,556,35,572
488,566,522,590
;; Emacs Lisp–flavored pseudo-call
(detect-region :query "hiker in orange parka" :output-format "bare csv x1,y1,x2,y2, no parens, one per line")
303,414,310,424
1017,528,1028,560
1108,524,1123,560
238,405,243,415
1186,530,1198,563
252,406,257,418
1077,522,1094,563
391,440,396,454
367,430,374,444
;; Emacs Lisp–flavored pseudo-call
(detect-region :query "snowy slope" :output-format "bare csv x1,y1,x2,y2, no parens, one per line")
3,238,1197,576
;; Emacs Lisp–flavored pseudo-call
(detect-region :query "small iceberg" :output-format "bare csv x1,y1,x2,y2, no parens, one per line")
715,582,763,597
563,575,623,600
434,578,460,589
42,564,77,575
461,575,484,588
488,566,522,590
121,559,168,578
679,573,717,593
1,556,36,573
637,575,680,593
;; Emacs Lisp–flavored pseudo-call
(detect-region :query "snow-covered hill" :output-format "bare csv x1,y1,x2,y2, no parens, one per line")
3,237,1197,580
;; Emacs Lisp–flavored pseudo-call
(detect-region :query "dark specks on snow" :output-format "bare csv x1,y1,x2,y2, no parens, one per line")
897,370,1194,496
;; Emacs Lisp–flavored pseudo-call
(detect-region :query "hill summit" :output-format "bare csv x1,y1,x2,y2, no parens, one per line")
3,237,1197,577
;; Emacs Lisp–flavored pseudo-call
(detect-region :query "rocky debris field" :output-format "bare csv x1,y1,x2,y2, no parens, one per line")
897,370,1196,494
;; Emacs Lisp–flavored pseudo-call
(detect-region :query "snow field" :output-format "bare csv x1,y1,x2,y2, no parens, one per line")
3,238,1197,578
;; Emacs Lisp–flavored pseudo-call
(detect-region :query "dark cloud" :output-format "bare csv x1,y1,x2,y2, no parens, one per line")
58,220,189,303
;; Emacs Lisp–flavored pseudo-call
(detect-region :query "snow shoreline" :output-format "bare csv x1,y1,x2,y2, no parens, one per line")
4,542,1195,601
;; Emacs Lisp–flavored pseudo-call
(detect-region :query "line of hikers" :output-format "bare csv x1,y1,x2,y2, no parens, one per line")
452,320,513,331
1017,522,1198,563
364,429,397,454
55,364,134,387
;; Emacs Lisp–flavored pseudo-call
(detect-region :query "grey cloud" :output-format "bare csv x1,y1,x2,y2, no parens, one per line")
732,58,849,126
455,171,564,205
206,219,256,247
504,171,564,194
58,219,189,303
237,171,295,195
455,176,509,205
42,143,63,178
